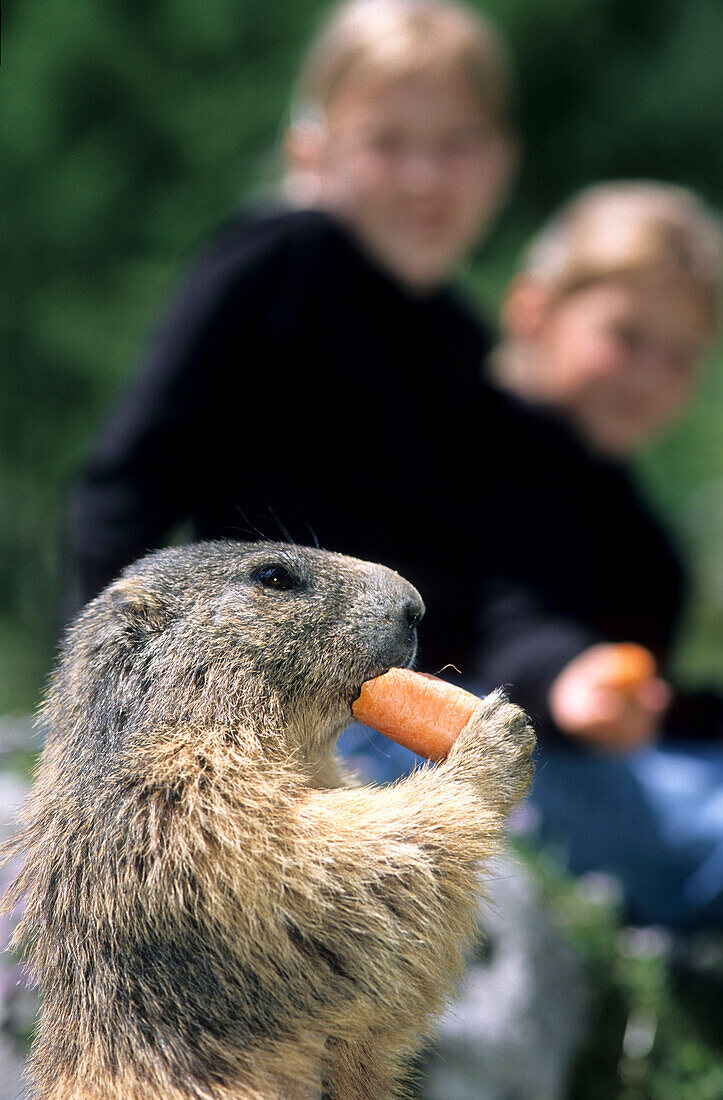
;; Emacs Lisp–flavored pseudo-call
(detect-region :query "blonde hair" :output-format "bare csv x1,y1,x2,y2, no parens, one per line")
521,181,721,321
290,0,513,131
493,181,722,391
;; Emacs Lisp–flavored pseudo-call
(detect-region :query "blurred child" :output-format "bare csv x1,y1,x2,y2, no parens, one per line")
284,0,515,290
487,181,723,929
67,0,517,703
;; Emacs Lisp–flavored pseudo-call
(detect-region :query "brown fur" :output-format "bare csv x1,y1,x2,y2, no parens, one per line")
2,540,534,1099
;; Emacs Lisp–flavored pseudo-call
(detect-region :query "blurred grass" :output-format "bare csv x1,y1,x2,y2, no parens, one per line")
514,840,723,1100
634,354,723,689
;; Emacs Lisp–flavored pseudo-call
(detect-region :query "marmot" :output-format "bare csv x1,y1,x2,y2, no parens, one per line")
3,540,534,1100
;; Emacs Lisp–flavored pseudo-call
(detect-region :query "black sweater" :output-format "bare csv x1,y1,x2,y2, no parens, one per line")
475,397,722,742
66,206,722,743
67,206,498,674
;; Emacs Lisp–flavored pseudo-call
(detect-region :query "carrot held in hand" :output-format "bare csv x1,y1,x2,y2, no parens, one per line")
351,668,480,761
597,643,657,693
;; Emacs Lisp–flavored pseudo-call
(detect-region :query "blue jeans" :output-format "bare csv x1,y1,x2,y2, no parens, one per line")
336,723,429,785
529,741,723,931
337,717,723,931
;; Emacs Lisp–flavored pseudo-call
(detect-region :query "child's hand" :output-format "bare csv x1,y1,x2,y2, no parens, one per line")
548,643,671,752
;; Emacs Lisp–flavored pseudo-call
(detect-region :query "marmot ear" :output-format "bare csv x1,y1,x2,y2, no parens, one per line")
107,578,169,636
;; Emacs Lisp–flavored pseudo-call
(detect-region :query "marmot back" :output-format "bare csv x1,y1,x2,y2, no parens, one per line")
3,541,534,1100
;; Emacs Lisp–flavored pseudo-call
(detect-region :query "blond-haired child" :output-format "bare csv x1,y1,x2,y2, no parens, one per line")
67,0,518,650
495,180,720,750
284,0,514,288
496,180,718,460
485,181,723,930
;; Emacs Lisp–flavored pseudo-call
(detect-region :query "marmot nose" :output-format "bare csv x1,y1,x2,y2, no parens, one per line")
404,595,425,631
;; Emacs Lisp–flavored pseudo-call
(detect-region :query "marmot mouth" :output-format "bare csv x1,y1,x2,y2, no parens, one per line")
346,651,417,712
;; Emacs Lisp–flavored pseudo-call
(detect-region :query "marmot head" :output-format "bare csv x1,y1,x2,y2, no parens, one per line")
48,541,424,763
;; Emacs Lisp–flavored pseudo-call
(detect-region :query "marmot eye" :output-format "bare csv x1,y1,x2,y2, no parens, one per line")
255,565,298,591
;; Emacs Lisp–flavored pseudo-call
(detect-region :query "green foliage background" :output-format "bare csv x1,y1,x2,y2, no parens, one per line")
2,0,722,710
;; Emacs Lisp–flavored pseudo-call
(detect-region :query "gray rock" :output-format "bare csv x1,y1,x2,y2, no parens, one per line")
0,718,34,1094
421,854,589,1100
0,718,38,761
0,1034,27,1100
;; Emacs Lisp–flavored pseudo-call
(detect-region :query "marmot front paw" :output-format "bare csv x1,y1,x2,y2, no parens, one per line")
443,689,536,813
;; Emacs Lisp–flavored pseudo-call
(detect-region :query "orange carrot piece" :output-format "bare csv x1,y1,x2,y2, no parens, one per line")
351,668,480,761
599,643,657,692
